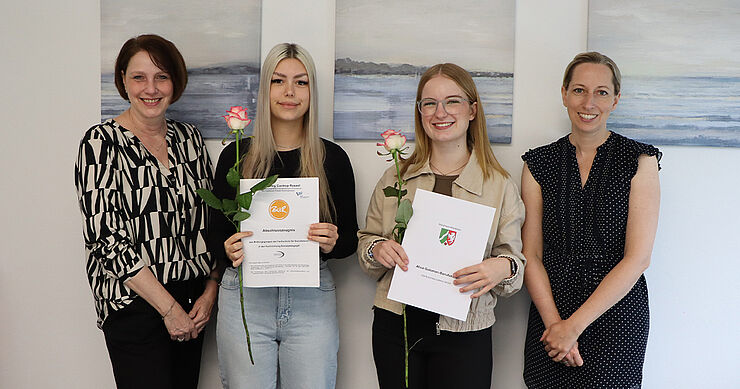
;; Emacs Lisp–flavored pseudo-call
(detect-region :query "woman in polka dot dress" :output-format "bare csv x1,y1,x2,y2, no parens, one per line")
521,52,661,388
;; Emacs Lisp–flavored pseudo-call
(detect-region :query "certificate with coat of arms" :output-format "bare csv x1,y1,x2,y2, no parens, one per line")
239,177,319,287
387,189,495,321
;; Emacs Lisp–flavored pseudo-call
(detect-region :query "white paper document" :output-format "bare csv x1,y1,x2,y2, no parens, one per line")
239,177,319,287
387,189,496,321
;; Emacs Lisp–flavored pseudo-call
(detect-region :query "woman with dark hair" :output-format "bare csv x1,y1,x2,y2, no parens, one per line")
75,34,217,389
358,63,526,389
211,43,358,389
521,52,661,388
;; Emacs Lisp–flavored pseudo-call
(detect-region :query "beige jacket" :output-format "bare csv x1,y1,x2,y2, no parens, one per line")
357,153,526,332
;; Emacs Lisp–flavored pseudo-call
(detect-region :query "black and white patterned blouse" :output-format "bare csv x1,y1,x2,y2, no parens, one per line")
75,119,214,328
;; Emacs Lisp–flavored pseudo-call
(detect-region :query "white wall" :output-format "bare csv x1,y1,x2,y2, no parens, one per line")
1,0,738,388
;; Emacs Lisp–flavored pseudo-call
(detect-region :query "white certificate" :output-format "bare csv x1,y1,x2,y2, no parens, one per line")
239,177,319,287
387,189,495,321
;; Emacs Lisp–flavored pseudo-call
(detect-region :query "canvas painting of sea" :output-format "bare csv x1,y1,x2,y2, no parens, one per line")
101,0,261,139
588,0,740,147
334,0,515,143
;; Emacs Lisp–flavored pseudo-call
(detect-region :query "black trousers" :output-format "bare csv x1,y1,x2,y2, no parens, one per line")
102,279,205,389
372,307,493,389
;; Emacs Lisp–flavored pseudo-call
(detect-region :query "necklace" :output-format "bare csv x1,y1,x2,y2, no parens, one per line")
144,134,167,152
126,111,167,152
430,159,468,176
275,142,302,151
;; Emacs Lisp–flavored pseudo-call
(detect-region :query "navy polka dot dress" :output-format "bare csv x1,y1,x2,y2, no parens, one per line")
521,133,661,389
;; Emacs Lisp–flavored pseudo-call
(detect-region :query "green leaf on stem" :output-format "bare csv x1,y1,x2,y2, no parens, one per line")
222,199,238,213
233,211,251,222
196,189,223,210
383,187,408,199
226,165,241,189
250,174,279,192
396,199,413,224
236,192,253,210
383,186,399,198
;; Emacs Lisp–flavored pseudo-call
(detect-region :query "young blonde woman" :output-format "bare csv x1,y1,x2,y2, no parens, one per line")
521,52,661,388
358,63,526,389
209,43,358,389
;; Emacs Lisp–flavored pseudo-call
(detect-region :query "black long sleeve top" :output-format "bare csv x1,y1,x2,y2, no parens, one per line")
207,137,359,276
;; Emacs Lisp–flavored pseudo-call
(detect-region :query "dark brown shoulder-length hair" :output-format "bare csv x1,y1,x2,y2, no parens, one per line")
113,34,188,103
401,63,509,180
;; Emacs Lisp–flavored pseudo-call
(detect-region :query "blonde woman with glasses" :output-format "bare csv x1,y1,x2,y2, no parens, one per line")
358,63,526,389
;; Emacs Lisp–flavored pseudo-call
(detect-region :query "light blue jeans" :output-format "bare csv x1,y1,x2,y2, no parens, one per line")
216,261,339,389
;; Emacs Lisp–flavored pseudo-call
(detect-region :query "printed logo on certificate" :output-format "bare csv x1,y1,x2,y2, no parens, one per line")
387,189,495,321
439,227,458,246
239,177,319,287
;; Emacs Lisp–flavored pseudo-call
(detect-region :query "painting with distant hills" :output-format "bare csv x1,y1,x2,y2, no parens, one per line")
589,0,740,147
101,0,261,139
334,1,515,142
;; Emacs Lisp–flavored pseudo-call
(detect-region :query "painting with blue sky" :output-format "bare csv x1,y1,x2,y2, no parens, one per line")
334,0,515,143
101,0,261,139
588,0,740,147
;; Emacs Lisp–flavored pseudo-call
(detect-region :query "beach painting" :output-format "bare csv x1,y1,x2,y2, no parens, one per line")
588,0,740,147
101,0,261,139
334,0,515,143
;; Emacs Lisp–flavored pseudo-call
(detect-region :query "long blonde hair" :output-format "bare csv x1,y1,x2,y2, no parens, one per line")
241,43,335,222
401,63,509,179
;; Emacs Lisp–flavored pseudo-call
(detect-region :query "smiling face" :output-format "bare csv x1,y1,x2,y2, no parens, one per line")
122,50,173,122
419,75,477,147
562,62,620,135
269,58,310,126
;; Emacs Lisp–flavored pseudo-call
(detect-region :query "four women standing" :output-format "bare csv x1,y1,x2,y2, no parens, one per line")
78,33,660,389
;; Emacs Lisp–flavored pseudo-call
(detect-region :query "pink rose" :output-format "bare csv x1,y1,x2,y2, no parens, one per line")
380,129,399,139
377,129,407,152
223,106,252,130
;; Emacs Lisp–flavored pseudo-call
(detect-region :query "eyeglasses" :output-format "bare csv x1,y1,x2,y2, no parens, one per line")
417,97,473,116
